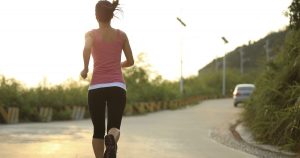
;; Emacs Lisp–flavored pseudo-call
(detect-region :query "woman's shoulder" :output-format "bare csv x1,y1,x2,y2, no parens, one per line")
115,29,125,35
85,29,97,38
115,29,127,40
116,29,125,33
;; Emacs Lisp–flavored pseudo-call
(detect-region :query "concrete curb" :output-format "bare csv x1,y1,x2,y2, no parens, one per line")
231,121,298,158
209,120,298,158
231,122,299,157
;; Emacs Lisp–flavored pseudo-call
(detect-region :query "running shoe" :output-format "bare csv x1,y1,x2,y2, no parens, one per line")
104,134,117,158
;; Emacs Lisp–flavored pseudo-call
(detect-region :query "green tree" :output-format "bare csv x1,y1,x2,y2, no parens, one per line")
289,0,300,30
123,53,180,103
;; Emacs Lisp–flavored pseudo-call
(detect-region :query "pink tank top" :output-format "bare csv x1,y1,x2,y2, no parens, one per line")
90,29,125,85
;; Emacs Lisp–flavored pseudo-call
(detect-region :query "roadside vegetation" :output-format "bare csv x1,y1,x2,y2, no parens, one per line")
0,49,259,122
0,54,198,122
243,0,300,152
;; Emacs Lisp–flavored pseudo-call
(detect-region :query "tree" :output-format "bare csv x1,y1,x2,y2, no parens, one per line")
289,0,300,30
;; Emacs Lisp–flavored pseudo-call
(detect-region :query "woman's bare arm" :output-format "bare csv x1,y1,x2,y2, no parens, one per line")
121,33,134,68
81,31,93,79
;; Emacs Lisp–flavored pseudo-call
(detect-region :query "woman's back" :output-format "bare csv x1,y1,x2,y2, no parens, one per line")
90,28,126,85
95,28,120,43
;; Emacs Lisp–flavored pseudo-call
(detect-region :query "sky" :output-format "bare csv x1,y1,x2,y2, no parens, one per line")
0,0,292,87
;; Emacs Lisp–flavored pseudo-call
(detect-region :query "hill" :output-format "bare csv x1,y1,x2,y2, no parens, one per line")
199,30,287,74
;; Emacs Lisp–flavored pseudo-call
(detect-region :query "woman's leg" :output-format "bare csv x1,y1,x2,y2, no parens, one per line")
92,139,104,158
88,89,107,158
106,87,126,142
103,87,126,158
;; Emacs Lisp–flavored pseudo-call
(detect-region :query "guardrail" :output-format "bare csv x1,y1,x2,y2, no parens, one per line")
39,107,53,122
0,95,212,124
0,107,19,124
71,106,86,120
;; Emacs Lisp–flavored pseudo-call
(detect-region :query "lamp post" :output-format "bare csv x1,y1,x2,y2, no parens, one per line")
176,17,186,95
221,37,228,96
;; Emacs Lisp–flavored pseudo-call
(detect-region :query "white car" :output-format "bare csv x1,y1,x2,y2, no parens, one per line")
233,84,255,107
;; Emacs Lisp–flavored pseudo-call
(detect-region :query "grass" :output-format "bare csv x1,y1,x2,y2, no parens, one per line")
242,30,300,152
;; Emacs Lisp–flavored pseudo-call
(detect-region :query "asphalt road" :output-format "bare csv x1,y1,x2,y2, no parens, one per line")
0,98,256,158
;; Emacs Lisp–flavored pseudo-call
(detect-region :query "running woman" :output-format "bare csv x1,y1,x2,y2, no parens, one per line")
80,0,134,158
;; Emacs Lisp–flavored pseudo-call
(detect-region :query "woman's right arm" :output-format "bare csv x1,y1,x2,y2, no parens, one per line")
80,31,93,79
121,33,134,68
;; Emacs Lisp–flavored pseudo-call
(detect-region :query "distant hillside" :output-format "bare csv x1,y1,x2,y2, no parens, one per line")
199,30,287,74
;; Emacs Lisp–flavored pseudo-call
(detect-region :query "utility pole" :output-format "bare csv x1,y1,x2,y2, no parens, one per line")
239,47,244,75
264,39,270,62
177,17,186,95
221,37,228,96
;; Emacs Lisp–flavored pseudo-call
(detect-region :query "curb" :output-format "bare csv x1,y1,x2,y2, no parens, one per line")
230,121,298,158
229,120,243,141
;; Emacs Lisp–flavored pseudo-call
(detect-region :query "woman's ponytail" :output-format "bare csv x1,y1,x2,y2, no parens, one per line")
95,0,120,22
112,0,119,11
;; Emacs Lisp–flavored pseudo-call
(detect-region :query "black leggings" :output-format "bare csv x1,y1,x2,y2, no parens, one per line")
88,87,126,139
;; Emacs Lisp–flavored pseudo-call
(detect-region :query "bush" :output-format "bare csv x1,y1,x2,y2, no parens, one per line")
243,30,300,151
0,76,24,108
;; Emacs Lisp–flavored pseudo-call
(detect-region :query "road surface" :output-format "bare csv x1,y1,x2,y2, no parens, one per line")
0,99,256,158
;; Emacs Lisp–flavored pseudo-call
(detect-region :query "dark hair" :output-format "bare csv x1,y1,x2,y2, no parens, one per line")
95,0,119,23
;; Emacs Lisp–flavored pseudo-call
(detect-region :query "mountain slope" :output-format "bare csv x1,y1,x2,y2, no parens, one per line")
199,30,287,74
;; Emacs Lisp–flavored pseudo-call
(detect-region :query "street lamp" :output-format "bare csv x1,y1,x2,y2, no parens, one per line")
221,37,228,96
177,17,186,27
177,17,186,95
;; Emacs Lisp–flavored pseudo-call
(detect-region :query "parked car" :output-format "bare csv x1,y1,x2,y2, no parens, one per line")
233,84,255,107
